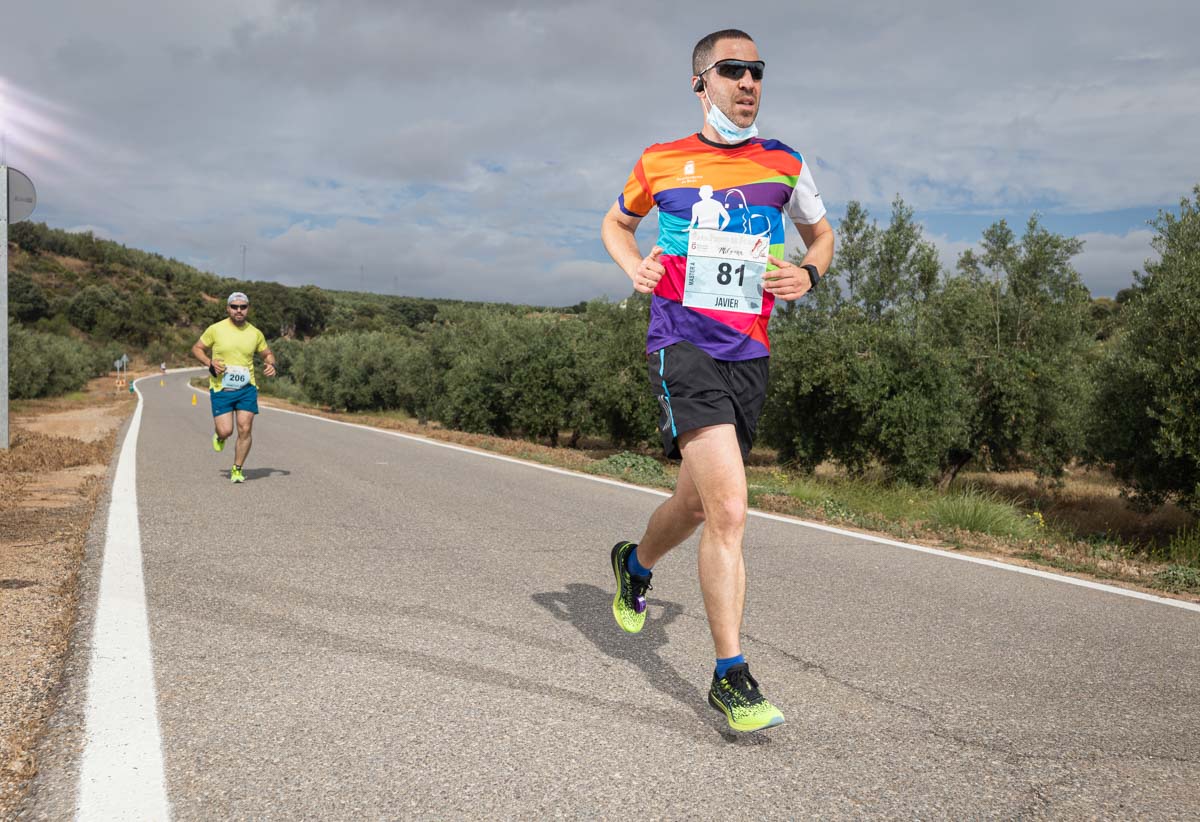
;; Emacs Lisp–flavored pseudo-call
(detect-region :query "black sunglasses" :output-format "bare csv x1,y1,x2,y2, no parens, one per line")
229,304,249,310
700,59,765,82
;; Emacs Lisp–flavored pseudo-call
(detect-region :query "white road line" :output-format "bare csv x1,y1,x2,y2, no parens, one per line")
188,385,1199,617
79,377,170,821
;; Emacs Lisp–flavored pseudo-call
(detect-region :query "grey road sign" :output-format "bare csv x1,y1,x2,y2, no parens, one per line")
7,166,36,222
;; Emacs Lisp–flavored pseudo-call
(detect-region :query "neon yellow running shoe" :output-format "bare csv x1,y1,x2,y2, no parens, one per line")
708,663,785,732
230,466,245,484
611,541,652,633
213,433,226,452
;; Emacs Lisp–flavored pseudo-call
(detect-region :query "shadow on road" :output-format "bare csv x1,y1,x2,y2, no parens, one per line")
212,467,291,481
532,583,748,742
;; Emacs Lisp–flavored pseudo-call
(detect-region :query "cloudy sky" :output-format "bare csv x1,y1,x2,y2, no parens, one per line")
3,0,1197,303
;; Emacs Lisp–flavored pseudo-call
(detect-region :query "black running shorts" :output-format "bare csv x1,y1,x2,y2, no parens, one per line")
647,341,769,459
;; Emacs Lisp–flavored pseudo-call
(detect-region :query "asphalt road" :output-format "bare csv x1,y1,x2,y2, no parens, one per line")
21,372,1200,820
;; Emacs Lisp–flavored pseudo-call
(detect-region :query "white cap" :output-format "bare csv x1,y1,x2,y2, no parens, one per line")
227,292,249,305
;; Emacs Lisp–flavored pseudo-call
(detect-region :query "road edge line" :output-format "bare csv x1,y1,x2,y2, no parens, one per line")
78,377,171,820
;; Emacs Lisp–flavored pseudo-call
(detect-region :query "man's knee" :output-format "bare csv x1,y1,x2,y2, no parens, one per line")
236,420,253,437
705,494,747,531
215,420,234,438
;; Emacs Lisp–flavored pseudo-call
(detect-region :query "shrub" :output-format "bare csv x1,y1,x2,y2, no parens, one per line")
1153,565,1200,594
289,331,413,412
587,452,672,487
8,271,49,323
8,325,107,399
929,490,1035,539
1164,522,1200,568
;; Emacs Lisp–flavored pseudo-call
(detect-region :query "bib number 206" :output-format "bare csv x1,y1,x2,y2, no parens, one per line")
222,366,250,390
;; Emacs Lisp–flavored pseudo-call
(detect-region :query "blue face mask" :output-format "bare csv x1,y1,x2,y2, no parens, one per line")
705,92,758,143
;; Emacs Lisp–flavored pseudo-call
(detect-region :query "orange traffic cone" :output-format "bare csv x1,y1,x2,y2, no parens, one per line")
191,394,197,406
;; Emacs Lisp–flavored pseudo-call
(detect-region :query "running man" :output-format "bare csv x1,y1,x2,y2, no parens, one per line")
190,292,277,483
600,29,834,732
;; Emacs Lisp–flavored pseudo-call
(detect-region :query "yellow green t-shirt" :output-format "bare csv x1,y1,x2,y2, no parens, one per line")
200,319,268,391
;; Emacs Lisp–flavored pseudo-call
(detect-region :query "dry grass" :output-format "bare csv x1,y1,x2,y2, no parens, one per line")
46,254,89,275
0,431,114,479
962,466,1193,549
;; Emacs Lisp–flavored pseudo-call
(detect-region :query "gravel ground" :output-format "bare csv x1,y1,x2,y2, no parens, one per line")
0,382,135,817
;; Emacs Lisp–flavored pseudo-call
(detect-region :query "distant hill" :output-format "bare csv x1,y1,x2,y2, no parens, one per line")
6,222,564,364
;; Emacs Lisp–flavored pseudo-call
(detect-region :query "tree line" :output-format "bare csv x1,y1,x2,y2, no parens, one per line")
7,186,1199,513
266,187,1200,514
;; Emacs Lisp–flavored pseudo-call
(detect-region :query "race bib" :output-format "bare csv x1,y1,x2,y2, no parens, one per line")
682,229,768,315
221,365,251,390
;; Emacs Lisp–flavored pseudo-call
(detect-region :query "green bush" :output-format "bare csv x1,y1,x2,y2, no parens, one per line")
579,298,657,446
8,271,49,322
289,331,414,412
66,284,129,336
587,452,672,487
1152,565,1200,594
929,490,1035,539
8,325,108,399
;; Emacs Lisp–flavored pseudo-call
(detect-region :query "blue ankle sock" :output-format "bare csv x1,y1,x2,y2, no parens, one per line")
715,654,745,678
626,545,652,578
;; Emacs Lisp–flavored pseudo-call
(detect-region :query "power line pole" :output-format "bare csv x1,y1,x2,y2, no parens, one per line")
241,244,247,278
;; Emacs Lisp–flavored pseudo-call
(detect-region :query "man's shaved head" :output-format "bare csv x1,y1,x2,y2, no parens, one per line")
692,29,755,75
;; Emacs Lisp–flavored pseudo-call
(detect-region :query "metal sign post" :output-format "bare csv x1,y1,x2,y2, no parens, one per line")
2,164,8,450
2,165,39,450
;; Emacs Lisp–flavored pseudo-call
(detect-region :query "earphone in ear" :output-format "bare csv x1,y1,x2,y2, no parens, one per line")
692,77,704,93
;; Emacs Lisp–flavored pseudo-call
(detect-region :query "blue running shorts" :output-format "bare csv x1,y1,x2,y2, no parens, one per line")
210,384,259,417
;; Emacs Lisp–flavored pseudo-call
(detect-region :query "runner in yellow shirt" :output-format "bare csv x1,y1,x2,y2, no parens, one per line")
190,292,277,483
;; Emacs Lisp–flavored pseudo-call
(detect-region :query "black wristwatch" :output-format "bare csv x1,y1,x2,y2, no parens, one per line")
801,263,821,288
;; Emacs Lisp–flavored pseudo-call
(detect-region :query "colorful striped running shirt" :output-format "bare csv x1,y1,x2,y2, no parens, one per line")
618,132,826,360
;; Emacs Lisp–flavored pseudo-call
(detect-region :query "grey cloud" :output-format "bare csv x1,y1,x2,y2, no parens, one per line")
54,38,126,74
4,0,1197,305
1072,230,1156,297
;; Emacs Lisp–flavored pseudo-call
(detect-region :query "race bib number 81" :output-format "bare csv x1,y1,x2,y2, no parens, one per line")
683,229,768,315
221,365,251,390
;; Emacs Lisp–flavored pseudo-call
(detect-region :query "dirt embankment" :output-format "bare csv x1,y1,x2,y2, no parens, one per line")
0,378,137,815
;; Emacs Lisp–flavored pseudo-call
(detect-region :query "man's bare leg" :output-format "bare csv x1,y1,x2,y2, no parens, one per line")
634,457,706,565
214,411,234,443
233,410,255,467
637,424,747,658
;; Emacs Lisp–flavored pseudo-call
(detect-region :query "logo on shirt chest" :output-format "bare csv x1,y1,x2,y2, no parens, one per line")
677,160,702,185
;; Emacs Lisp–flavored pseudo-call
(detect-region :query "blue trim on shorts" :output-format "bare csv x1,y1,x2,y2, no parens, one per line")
210,384,259,417
659,349,677,438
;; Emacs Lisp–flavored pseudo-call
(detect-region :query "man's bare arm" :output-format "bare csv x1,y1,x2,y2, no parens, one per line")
190,340,223,374
795,216,835,274
601,202,665,293
763,216,836,301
